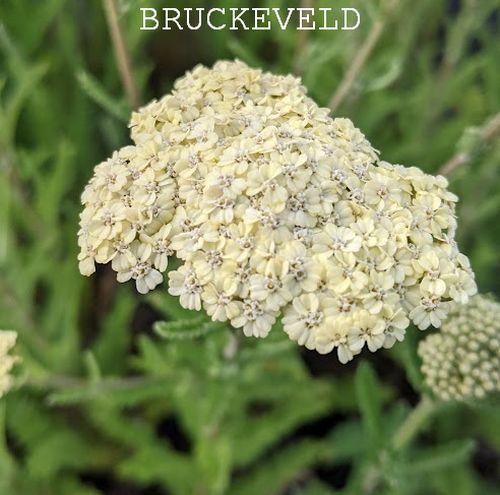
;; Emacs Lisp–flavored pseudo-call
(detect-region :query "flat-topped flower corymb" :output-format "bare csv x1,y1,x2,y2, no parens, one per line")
78,61,476,363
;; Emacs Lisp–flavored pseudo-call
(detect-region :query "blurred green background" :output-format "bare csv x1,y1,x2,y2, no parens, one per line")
0,1,499,494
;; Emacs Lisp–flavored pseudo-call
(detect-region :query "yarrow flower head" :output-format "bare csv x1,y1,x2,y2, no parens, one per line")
0,330,18,398
78,60,477,363
418,295,500,402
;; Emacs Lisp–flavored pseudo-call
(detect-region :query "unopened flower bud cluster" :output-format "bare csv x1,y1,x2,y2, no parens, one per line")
0,330,18,398
78,60,476,362
419,295,500,401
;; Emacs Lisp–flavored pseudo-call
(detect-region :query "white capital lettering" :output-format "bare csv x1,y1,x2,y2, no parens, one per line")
342,8,361,31
140,8,159,31
272,8,294,30
162,8,183,30
185,8,204,30
207,8,226,30
253,8,271,30
297,8,315,30
318,8,338,30
230,8,249,30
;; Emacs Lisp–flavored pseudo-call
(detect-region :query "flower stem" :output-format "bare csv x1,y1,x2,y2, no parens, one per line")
392,395,436,451
438,112,500,176
102,0,140,109
293,0,314,75
328,19,384,113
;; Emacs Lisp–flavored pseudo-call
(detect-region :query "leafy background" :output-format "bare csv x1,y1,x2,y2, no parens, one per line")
0,0,499,494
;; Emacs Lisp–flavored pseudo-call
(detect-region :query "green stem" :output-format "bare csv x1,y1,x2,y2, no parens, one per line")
361,397,438,493
392,395,436,451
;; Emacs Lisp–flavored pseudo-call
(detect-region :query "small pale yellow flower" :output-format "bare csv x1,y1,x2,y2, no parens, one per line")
0,330,18,398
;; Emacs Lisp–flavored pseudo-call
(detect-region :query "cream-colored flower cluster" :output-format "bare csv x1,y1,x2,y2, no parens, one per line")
0,330,18,398
419,295,500,401
78,60,476,362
